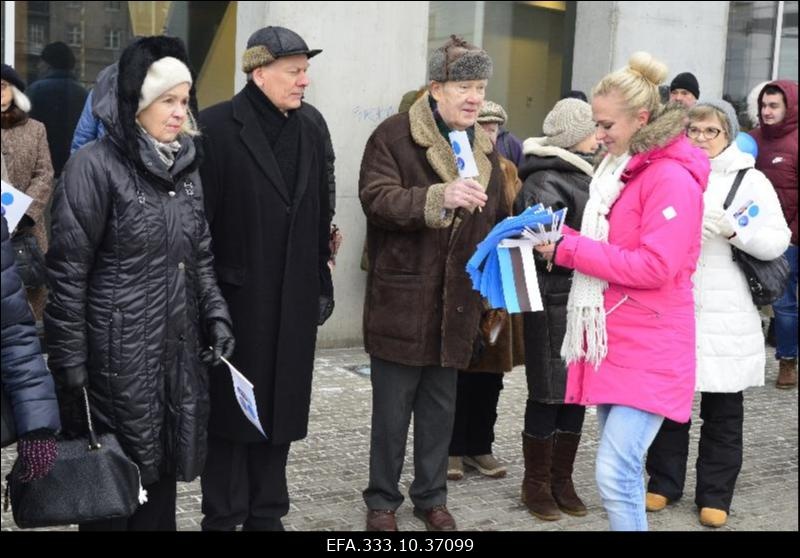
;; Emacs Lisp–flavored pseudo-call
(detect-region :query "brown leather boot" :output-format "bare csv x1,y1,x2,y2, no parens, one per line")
550,432,588,517
776,358,797,389
521,432,561,521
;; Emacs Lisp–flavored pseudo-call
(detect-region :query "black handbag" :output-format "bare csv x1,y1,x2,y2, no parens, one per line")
10,230,47,289
4,388,145,528
723,168,790,306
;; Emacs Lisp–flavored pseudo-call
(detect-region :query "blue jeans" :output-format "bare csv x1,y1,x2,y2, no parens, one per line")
596,405,664,531
774,245,798,360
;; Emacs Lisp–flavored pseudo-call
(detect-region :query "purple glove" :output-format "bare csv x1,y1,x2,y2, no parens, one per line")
17,429,58,483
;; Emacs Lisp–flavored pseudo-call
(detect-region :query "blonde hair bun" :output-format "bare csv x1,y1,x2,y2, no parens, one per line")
628,51,668,86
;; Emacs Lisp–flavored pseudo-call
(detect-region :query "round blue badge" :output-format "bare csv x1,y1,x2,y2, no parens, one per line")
748,205,759,217
457,157,465,170
738,215,749,227
1,192,14,206
452,141,462,155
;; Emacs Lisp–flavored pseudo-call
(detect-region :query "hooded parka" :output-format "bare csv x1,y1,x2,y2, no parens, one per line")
44,37,231,485
749,80,798,245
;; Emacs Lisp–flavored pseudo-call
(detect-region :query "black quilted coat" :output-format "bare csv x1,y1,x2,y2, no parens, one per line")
515,144,593,403
44,37,231,485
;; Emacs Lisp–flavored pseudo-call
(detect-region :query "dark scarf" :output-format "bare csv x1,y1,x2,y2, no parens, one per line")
1,106,28,129
429,94,475,147
244,81,300,195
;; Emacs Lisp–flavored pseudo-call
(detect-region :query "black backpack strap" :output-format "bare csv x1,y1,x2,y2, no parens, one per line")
723,168,751,210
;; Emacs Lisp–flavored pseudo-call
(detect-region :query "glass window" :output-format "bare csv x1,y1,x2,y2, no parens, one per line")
8,1,236,177
724,1,780,129
104,28,122,50
67,25,82,47
29,23,45,49
778,1,798,80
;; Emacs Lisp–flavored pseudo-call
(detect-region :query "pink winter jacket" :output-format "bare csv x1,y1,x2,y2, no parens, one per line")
554,107,709,423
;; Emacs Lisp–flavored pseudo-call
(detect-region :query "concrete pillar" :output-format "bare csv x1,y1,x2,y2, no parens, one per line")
235,1,430,348
572,1,729,99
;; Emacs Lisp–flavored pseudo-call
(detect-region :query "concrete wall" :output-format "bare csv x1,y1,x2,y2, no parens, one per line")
236,1,430,348
572,1,729,99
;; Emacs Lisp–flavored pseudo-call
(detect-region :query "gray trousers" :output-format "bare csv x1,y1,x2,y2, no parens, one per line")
363,356,458,511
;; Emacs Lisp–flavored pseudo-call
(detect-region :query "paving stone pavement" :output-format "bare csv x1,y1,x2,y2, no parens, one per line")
2,345,797,532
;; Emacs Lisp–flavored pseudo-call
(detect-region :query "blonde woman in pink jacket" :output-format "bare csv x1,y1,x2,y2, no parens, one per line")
536,52,709,530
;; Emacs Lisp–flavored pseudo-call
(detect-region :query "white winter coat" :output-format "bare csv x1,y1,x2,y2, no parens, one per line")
694,144,791,392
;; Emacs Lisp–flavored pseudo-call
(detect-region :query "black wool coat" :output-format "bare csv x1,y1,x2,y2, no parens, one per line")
199,89,331,444
515,143,592,403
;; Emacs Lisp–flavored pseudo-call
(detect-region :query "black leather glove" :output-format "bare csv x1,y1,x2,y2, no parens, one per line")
318,294,334,326
200,320,235,366
63,364,88,391
17,429,58,483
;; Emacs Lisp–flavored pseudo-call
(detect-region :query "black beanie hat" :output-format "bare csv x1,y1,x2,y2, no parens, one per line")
41,41,76,70
1,63,26,92
670,72,699,99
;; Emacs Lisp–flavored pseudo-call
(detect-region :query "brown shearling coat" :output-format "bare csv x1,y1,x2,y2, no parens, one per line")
359,93,507,370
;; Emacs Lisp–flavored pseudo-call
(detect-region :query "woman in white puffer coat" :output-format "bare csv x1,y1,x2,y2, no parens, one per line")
645,99,790,528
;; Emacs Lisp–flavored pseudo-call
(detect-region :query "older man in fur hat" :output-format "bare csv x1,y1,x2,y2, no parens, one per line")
359,35,507,531
197,26,332,531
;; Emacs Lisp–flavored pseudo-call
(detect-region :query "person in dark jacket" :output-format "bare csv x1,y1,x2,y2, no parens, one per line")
27,42,87,176
70,63,117,154
447,101,525,483
44,36,233,531
749,80,798,389
360,35,505,532
197,26,332,532
478,101,523,167
515,97,597,522
1,212,60,482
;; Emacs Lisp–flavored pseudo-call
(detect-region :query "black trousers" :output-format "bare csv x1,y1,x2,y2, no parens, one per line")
646,392,744,512
363,356,457,512
523,399,585,438
449,371,503,456
78,475,177,531
200,435,291,531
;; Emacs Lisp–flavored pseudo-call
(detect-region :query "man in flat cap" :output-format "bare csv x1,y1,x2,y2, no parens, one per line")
359,35,507,531
198,26,332,531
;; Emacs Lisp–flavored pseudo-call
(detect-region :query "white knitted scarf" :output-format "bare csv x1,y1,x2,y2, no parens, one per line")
560,153,632,368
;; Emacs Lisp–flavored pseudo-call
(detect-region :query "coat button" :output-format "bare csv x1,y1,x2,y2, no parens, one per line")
169,191,176,197
178,262,185,270
456,306,464,313
286,205,292,215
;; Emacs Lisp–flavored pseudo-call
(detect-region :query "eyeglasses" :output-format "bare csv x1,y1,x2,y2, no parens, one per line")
686,126,723,141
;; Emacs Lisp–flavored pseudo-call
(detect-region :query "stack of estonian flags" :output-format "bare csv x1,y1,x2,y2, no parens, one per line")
466,204,567,313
